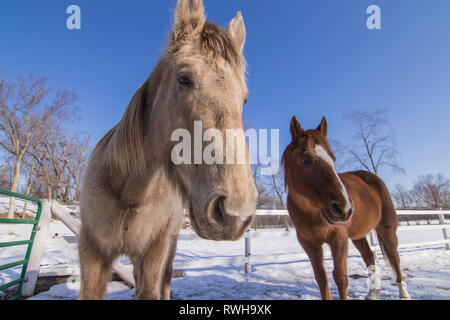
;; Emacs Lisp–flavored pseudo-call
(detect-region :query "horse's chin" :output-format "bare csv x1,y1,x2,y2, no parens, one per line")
321,208,348,226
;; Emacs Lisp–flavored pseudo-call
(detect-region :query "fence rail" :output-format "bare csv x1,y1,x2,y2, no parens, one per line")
178,209,450,273
40,209,450,274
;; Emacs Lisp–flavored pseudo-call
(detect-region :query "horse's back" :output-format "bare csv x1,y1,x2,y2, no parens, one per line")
342,170,391,202
340,170,397,238
346,171,396,213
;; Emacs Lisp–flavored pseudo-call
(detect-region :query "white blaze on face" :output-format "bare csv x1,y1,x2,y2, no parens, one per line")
314,144,352,214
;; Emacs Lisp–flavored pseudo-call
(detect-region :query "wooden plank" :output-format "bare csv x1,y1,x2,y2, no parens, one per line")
38,266,185,279
398,224,450,231
398,240,449,249
50,201,136,288
249,230,295,239
177,233,201,241
255,210,290,216
22,200,52,297
173,256,245,269
50,201,81,235
396,210,450,216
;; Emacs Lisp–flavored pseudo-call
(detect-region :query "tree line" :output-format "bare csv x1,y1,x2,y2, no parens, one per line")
0,72,91,218
392,174,450,210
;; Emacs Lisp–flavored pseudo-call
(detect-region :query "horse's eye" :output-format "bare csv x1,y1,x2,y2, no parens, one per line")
302,156,312,165
178,75,193,87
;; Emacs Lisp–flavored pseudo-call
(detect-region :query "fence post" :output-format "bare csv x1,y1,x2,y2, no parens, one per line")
22,200,52,297
438,208,449,250
244,229,252,273
369,229,377,246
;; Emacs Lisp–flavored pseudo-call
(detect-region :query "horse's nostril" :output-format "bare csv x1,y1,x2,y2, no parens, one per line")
330,201,344,216
211,196,227,226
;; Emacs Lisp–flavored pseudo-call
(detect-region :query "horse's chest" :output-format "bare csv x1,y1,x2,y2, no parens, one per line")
119,202,184,256
293,220,331,243
346,211,381,240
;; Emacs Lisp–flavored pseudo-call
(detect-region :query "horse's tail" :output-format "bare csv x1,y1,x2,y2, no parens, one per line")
375,231,398,279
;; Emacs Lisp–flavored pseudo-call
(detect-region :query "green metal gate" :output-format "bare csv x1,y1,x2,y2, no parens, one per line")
0,189,42,300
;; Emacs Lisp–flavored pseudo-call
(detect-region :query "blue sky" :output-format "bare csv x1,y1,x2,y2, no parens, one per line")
1,0,449,190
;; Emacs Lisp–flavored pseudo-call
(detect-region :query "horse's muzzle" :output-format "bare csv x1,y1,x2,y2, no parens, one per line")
323,200,354,225
190,194,255,241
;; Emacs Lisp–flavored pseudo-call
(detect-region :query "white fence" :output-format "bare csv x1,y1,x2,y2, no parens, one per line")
21,205,450,296
173,209,450,272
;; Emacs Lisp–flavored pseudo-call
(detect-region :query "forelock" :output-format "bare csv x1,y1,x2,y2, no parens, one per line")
304,130,336,161
168,21,246,73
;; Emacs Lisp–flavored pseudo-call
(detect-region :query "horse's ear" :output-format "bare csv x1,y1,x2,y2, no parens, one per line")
316,116,328,137
172,0,206,38
227,11,246,52
290,116,304,141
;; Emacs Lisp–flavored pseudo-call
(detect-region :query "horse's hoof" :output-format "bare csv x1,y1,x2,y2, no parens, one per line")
400,294,411,300
365,289,380,300
397,281,411,300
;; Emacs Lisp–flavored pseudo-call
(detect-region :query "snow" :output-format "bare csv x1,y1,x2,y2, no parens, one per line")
1,219,449,300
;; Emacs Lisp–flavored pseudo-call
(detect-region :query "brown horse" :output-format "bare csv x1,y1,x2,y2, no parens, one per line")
282,116,411,300
78,0,257,300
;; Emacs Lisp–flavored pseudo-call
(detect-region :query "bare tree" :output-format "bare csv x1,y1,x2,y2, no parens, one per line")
392,184,414,209
252,163,276,209
26,124,90,203
267,168,286,209
65,132,91,202
20,154,37,216
31,135,53,199
44,126,91,202
333,109,404,177
0,163,10,190
411,174,450,209
265,167,290,230
0,73,76,217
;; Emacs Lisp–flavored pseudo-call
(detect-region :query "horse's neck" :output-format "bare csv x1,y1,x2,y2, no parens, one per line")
113,59,171,206
115,165,173,208
287,193,323,222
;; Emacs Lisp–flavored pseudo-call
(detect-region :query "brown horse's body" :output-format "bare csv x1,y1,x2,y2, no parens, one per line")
283,116,410,300
289,171,389,244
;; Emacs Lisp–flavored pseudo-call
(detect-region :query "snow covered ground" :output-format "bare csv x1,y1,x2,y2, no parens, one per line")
1,218,449,300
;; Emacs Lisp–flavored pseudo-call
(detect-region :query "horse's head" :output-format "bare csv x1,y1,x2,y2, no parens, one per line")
282,116,354,225
136,0,256,240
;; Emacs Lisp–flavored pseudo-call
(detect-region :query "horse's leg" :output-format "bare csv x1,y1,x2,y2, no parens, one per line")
352,238,380,300
376,226,411,300
160,233,179,300
299,237,331,300
329,238,349,300
131,257,143,299
78,229,114,300
134,229,172,300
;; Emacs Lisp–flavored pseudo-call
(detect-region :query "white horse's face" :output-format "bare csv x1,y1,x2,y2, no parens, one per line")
155,0,257,240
